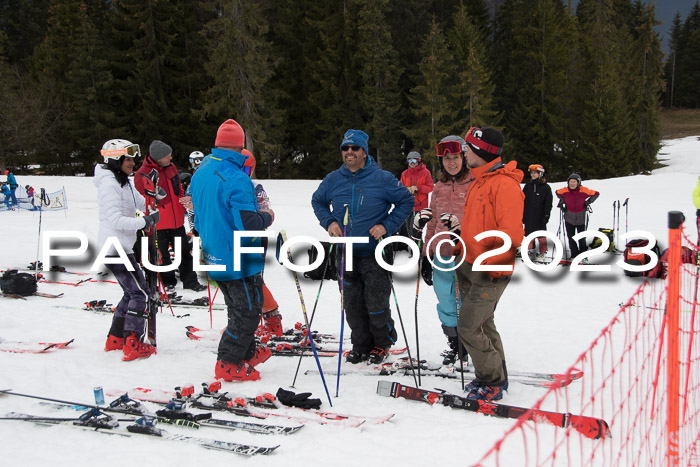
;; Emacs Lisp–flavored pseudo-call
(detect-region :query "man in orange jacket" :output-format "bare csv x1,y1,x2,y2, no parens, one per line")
455,127,524,402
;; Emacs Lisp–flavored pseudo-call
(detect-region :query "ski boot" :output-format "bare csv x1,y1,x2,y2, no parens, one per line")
122,332,156,361
105,334,124,352
215,360,260,382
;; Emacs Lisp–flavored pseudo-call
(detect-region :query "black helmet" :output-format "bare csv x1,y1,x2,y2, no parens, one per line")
567,173,582,185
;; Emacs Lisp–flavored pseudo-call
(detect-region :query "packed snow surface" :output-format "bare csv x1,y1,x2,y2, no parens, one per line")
1,135,698,466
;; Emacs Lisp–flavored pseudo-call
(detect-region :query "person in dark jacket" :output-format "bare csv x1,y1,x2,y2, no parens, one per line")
522,164,553,261
311,129,414,365
555,173,599,259
134,140,205,292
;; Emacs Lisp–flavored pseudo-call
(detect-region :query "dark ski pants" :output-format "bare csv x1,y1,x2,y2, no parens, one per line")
565,222,587,259
106,254,150,336
455,262,509,386
217,273,264,364
156,226,199,288
340,255,397,352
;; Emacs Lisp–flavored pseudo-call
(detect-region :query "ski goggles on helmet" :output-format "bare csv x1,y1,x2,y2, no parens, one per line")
465,127,503,156
528,164,544,173
407,158,419,164
100,144,141,160
435,141,466,157
189,157,204,166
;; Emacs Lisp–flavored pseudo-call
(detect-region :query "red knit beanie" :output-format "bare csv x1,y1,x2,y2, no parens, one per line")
215,119,245,148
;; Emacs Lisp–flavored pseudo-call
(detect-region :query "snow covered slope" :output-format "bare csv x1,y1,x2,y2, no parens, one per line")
0,135,698,466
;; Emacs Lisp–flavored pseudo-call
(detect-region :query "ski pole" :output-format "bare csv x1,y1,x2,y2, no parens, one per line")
291,243,335,388
34,189,45,280
335,205,350,397
623,198,629,236
616,199,621,248
389,274,419,387
454,271,465,391
279,230,333,407
414,240,422,386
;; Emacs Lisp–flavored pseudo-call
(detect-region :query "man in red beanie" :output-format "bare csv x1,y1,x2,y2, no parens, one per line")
190,119,276,382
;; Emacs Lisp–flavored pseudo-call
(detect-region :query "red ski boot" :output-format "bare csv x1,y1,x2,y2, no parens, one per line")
105,334,124,352
215,360,260,382
122,332,156,361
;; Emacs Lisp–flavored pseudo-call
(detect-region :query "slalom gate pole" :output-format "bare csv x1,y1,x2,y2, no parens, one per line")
34,189,45,280
279,231,332,407
335,206,349,397
666,212,684,466
414,240,422,386
291,243,334,388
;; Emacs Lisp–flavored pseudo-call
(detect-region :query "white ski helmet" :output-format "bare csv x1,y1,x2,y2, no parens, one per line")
189,150,205,167
101,139,140,169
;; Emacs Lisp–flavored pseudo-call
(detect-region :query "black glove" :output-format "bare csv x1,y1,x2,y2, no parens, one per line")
276,388,322,410
584,199,590,207
420,256,433,286
143,209,160,229
440,213,461,236
558,200,567,212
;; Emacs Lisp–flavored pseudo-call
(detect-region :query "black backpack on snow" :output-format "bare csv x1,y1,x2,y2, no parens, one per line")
303,242,337,281
0,269,38,296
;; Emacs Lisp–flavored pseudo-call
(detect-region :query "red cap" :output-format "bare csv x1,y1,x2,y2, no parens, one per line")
215,119,245,148
3,170,8,175
241,149,256,176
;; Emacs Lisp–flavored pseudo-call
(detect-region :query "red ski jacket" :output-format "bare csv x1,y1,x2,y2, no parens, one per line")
134,156,186,230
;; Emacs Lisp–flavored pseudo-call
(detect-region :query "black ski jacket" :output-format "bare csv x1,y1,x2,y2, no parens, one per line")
522,180,553,235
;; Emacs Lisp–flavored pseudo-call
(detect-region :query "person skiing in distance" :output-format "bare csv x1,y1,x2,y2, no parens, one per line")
1,182,11,209
399,151,434,241
522,164,553,261
555,174,599,260
455,126,524,402
25,185,36,210
413,135,474,366
134,140,206,292
96,139,161,361
4,169,18,205
191,119,275,382
311,129,414,365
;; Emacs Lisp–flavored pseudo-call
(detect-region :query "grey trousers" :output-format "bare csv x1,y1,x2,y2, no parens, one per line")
456,262,509,386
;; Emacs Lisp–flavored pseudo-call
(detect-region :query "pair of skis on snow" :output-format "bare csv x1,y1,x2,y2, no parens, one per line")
0,389,278,455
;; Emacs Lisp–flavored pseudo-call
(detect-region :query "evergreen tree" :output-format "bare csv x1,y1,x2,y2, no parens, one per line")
573,0,636,179
406,19,457,172
493,0,574,175
0,0,50,66
626,2,663,173
674,1,700,108
663,12,682,108
32,0,113,172
201,0,276,160
449,1,501,134
356,0,404,175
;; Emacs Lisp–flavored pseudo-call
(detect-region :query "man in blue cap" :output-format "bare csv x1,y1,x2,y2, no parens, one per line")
312,129,414,364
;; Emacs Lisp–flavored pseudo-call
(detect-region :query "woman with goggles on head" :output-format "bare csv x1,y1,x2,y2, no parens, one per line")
411,135,474,366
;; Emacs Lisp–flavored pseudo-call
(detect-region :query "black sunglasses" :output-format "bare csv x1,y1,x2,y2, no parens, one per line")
341,145,361,152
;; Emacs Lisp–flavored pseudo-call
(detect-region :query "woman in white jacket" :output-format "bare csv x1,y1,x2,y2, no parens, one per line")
96,139,160,361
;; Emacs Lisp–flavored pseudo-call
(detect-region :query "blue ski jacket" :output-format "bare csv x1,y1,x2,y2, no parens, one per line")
312,155,414,256
190,148,271,281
